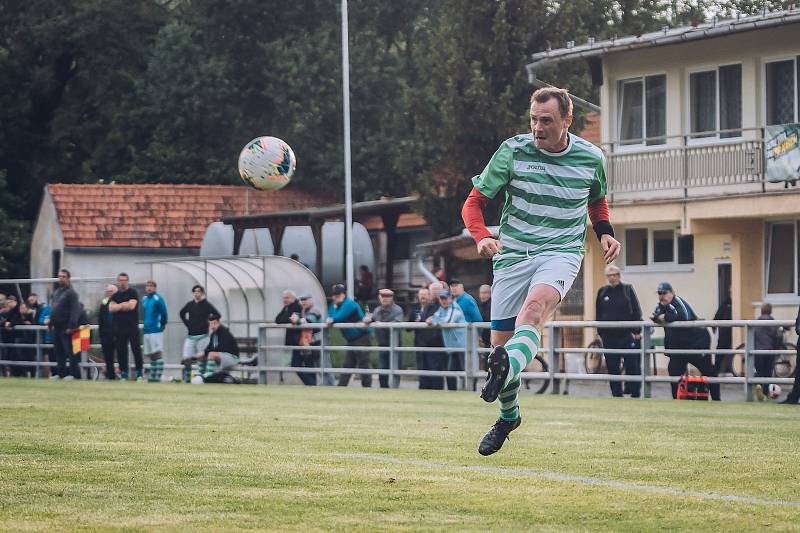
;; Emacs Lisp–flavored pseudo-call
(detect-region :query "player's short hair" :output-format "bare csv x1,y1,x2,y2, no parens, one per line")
605,265,621,275
531,87,573,118
192,284,204,293
59,269,71,279
761,302,772,315
117,272,129,280
145,280,157,287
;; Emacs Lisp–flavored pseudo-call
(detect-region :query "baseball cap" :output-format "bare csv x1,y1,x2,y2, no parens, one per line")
299,294,312,301
378,289,394,297
439,290,452,298
331,284,346,295
656,282,673,293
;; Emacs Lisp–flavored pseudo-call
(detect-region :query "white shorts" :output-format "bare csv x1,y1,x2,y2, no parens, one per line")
182,334,210,361
218,352,240,370
143,332,164,355
491,252,582,322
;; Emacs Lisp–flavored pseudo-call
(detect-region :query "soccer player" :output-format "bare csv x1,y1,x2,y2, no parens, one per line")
142,280,168,382
462,87,621,455
179,285,219,382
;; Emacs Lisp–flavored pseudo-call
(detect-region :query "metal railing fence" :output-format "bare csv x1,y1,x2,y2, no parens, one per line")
1,320,796,401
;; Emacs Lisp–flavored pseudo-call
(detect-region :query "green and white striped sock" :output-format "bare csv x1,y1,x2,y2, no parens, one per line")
149,358,164,382
203,359,217,379
197,360,207,377
497,325,540,421
499,378,521,421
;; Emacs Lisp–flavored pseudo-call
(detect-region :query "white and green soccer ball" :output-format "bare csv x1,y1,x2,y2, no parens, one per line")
237,136,296,192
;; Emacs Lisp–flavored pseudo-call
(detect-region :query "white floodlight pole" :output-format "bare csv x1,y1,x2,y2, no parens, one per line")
341,0,355,297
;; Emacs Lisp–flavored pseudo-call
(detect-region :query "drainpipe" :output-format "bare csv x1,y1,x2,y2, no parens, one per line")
415,253,438,284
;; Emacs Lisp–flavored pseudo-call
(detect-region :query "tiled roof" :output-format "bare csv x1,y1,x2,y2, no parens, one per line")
47,184,333,249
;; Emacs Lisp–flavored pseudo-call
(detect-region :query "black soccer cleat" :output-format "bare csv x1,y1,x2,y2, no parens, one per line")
480,345,510,403
478,417,522,456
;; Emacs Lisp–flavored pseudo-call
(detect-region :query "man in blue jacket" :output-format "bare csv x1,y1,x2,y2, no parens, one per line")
651,282,720,400
142,280,168,382
327,284,373,387
449,280,483,323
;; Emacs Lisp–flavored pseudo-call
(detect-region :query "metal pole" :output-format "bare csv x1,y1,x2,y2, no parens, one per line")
341,0,355,297
745,324,755,401
389,326,399,388
641,324,651,398
35,329,43,379
320,326,328,386
549,324,561,395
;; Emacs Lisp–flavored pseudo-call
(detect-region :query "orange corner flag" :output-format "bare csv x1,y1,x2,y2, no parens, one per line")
72,325,91,354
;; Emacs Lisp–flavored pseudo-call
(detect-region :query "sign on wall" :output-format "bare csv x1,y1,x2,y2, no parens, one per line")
765,123,800,184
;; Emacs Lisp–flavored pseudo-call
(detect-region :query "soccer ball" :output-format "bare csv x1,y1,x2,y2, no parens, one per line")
237,136,296,191
767,384,782,399
191,375,205,385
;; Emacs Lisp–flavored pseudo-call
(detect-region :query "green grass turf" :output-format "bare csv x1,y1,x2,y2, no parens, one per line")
1,379,799,532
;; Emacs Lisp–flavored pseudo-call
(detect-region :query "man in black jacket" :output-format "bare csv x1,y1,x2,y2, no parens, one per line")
179,285,220,382
109,273,142,381
275,290,308,384
197,312,240,379
651,282,720,400
98,284,118,379
419,282,446,390
49,269,82,380
596,265,643,397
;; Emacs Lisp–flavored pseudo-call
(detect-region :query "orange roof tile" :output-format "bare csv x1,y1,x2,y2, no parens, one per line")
48,184,333,249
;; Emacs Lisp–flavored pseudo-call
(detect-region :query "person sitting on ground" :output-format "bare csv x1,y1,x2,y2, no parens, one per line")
196,313,240,380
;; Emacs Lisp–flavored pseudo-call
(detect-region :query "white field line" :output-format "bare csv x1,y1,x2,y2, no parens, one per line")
335,452,800,509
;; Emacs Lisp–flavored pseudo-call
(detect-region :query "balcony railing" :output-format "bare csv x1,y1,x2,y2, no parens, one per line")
604,127,769,201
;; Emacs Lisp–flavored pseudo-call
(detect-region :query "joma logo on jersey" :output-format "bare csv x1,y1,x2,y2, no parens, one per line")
524,163,546,172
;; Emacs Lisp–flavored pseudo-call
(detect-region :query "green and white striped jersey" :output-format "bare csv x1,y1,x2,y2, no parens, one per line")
471,132,606,270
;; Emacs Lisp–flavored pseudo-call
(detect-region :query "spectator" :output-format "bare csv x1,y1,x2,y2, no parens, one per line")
15,302,36,377
327,283,372,387
48,269,82,380
779,305,800,405
197,312,240,379
356,265,375,302
276,290,309,385
753,303,782,401
449,280,483,323
420,281,446,389
37,299,52,378
27,293,43,325
713,290,733,375
651,282,720,401
292,294,335,386
434,269,447,283
427,289,466,391
142,280,168,383
407,288,434,389
1,296,21,376
109,273,143,381
477,284,492,348
179,285,219,382
595,265,643,398
365,288,404,388
98,284,118,380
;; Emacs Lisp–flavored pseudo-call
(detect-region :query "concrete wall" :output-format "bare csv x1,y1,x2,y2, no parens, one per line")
29,190,64,283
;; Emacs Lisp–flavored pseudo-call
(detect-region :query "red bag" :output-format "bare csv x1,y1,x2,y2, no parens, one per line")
677,374,710,400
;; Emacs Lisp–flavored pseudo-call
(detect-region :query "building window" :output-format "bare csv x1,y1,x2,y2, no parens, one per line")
765,221,799,296
625,228,648,266
624,227,694,268
689,64,742,140
618,74,666,146
765,57,799,126
391,232,412,261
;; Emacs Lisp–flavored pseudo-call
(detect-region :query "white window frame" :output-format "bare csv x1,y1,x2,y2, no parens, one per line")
622,225,694,273
763,220,800,304
762,55,799,127
615,73,667,152
685,63,743,146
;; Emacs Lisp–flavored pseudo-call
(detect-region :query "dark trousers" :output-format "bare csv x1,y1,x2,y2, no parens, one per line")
101,334,116,379
446,351,464,391
785,344,800,403
115,327,143,376
53,329,81,379
416,350,445,390
290,349,316,386
754,353,776,391
601,335,641,397
338,334,372,387
714,339,733,374
667,354,720,400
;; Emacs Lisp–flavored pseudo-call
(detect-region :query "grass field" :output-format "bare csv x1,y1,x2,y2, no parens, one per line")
1,380,799,532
